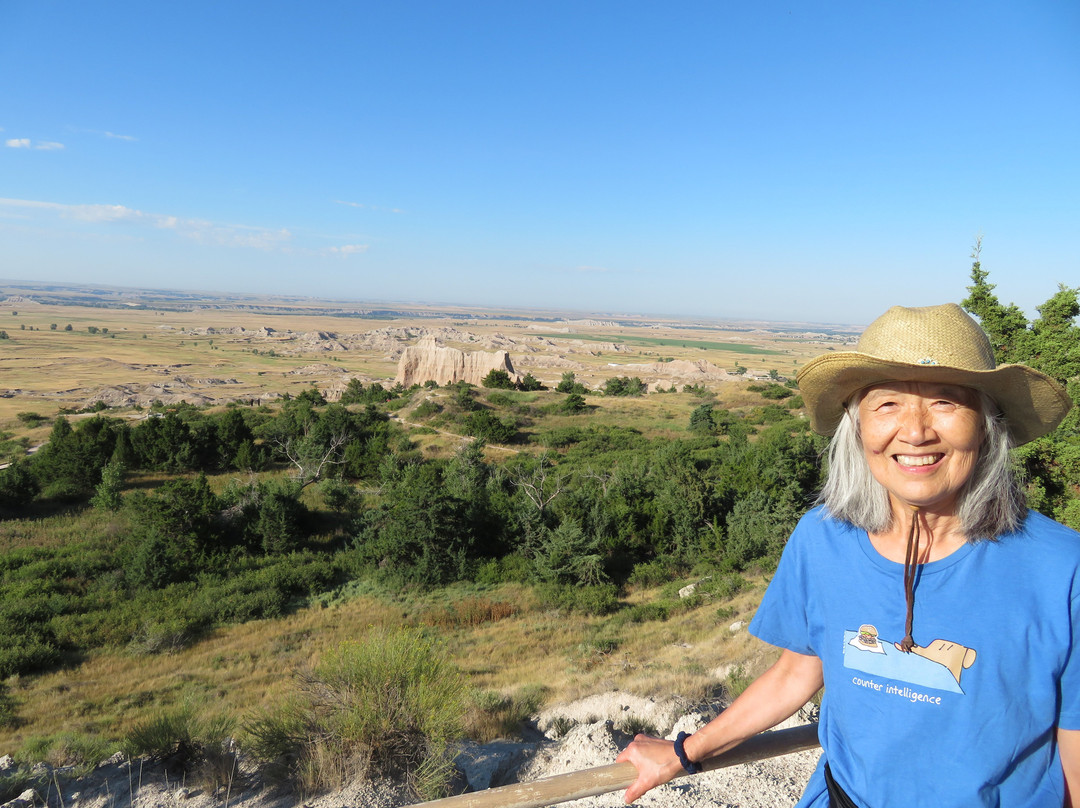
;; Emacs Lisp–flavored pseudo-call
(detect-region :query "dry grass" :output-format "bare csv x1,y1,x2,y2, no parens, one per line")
0,577,777,755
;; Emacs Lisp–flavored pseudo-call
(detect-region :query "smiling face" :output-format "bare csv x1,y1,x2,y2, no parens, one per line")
857,382,984,518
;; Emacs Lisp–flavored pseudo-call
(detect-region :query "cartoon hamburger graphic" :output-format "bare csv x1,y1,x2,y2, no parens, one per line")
857,624,879,649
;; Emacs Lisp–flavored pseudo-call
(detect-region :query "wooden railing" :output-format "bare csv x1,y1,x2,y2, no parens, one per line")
413,723,820,808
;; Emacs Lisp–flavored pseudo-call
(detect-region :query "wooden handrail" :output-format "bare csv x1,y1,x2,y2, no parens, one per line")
414,722,820,808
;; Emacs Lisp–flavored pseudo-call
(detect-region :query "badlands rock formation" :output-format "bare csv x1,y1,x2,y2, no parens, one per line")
395,335,519,387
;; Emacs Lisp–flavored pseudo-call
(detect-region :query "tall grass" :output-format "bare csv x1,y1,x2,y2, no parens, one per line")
124,707,238,789
245,628,465,800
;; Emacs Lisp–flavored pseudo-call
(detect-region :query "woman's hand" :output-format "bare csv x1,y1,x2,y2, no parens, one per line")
615,649,822,804
615,734,684,803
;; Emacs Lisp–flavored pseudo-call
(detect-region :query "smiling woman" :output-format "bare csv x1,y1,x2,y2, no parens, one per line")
617,303,1080,808
822,384,1020,541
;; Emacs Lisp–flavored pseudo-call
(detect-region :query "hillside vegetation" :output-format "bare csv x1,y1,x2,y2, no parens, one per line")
0,265,1076,798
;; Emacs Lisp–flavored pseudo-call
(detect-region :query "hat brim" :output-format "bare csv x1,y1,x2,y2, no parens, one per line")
796,352,1071,445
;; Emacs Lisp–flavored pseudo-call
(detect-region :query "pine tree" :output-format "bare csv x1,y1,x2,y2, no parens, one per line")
960,237,1030,365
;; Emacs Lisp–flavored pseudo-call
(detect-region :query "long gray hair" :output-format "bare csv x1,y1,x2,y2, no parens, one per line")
819,390,1025,540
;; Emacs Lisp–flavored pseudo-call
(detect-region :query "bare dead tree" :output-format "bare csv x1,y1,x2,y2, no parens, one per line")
580,466,612,495
507,453,567,516
275,431,349,489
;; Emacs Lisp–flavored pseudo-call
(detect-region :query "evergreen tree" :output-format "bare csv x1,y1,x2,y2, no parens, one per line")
91,459,126,511
961,238,1030,364
1027,284,1080,383
481,369,515,389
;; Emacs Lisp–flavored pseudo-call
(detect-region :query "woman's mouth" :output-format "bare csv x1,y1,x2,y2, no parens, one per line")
894,454,944,467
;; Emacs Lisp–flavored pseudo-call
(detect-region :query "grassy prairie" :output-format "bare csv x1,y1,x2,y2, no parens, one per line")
0,577,778,753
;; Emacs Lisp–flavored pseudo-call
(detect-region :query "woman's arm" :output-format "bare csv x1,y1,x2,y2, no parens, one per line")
1059,728,1080,807
615,648,823,804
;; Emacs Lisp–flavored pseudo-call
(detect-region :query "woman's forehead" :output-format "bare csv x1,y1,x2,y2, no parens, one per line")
859,381,979,402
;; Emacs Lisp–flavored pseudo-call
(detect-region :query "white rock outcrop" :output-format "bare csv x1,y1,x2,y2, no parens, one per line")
395,335,519,387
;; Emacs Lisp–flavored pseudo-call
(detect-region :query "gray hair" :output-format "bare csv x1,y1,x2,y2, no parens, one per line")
819,390,1025,540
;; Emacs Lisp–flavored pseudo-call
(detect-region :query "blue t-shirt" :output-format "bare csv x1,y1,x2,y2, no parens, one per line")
749,506,1080,808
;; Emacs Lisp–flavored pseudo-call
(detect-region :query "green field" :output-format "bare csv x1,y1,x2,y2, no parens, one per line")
558,333,785,355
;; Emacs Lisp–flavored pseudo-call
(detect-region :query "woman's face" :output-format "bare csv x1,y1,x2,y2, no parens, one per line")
857,382,983,517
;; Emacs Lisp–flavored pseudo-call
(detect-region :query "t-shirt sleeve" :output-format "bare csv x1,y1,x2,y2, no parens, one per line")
749,514,817,656
1057,582,1080,730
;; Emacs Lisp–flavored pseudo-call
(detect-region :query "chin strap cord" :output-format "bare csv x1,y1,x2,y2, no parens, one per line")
900,506,921,653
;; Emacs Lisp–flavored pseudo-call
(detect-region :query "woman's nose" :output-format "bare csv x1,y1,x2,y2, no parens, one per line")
898,405,935,443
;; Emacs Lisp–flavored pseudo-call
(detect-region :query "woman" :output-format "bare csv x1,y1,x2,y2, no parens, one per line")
617,303,1080,807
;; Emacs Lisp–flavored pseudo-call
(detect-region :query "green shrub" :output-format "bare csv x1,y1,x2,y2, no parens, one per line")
617,716,658,737
0,682,17,729
0,635,60,679
571,632,623,671
412,400,441,419
702,572,747,600
0,766,47,804
537,426,584,448
246,629,465,800
547,715,576,738
621,602,669,623
319,478,362,513
21,732,111,771
462,410,516,443
91,459,126,511
465,684,547,742
724,664,753,699
481,369,515,389
539,583,619,615
559,392,587,414
124,707,236,786
628,560,673,588
518,373,544,391
747,383,793,400
474,554,531,585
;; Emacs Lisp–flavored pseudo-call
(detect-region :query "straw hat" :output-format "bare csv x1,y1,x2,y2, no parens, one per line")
796,303,1071,445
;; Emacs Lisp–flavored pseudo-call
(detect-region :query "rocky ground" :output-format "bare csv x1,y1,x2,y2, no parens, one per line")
1,694,820,808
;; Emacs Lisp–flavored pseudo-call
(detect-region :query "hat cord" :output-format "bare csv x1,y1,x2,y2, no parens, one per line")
900,506,920,653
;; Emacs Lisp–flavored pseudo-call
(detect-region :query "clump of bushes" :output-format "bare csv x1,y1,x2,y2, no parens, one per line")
465,684,547,742
245,629,465,800
124,708,238,789
0,682,18,729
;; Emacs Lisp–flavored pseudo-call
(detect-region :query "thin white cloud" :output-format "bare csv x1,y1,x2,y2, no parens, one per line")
0,197,292,250
325,244,369,256
574,265,612,273
70,127,138,142
5,138,64,150
334,199,404,214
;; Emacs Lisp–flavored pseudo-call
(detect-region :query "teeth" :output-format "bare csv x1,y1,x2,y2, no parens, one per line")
895,455,940,467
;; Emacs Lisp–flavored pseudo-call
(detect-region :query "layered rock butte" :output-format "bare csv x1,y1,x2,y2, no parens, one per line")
395,335,520,387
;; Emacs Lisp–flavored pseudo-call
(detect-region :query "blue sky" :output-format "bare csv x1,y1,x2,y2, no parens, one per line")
1,1,1077,325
